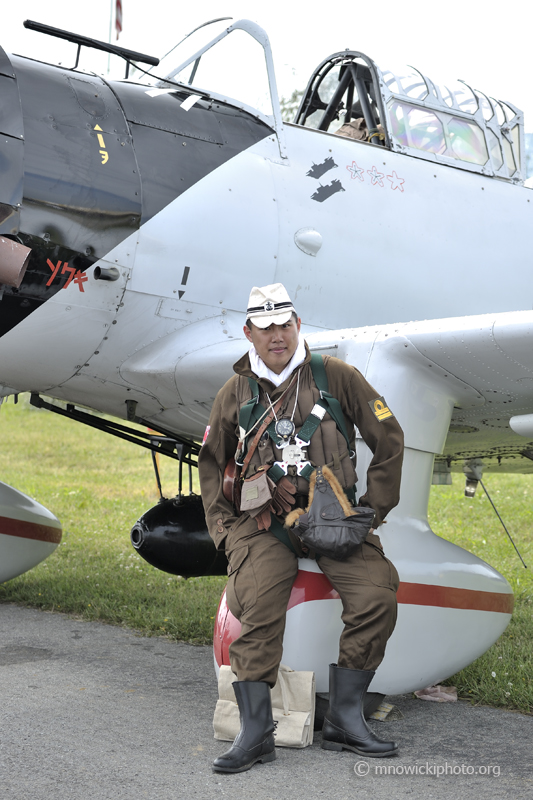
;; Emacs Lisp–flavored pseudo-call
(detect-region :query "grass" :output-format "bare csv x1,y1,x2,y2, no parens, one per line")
0,394,226,644
0,395,531,712
428,475,533,713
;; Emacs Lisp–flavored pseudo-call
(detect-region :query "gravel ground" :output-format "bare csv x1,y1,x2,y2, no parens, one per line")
0,603,531,800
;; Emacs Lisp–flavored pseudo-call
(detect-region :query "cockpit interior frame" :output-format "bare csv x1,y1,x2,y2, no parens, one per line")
294,51,524,184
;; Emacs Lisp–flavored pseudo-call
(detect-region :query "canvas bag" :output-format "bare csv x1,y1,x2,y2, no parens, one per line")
213,664,316,748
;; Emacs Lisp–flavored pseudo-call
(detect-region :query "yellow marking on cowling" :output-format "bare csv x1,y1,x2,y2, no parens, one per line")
94,125,108,164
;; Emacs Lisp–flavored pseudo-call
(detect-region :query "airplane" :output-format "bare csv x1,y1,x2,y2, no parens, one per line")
0,17,531,698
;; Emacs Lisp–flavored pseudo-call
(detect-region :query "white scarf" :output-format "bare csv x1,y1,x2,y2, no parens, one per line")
249,337,306,387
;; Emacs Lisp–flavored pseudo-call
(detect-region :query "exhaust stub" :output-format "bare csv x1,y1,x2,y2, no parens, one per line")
0,237,32,288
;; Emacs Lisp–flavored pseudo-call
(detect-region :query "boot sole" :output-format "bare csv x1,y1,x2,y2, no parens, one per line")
212,749,276,773
322,739,398,758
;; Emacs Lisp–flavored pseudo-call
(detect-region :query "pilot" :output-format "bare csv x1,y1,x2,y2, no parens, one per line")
198,283,403,773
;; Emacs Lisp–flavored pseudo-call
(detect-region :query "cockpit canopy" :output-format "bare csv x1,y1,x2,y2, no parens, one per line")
295,52,524,183
148,19,524,184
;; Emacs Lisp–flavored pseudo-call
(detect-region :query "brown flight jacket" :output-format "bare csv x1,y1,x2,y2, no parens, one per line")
198,344,404,550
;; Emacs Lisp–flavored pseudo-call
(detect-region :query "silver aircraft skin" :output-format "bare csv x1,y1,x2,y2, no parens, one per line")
0,19,531,694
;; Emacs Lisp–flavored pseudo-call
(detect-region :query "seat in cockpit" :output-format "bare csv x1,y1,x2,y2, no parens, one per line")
336,100,385,143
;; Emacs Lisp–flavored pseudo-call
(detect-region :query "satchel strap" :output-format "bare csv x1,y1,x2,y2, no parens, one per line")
269,515,298,555
240,392,286,479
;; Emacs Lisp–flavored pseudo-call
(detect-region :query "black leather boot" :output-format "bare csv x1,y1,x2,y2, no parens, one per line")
213,681,276,773
321,664,398,757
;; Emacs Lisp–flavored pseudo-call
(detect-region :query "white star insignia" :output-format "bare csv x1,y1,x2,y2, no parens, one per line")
346,161,365,181
367,166,385,187
387,171,405,192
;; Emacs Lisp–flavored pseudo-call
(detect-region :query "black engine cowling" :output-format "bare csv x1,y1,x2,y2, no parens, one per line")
130,495,228,578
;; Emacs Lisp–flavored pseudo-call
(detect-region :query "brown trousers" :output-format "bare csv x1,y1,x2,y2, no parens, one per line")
225,526,399,687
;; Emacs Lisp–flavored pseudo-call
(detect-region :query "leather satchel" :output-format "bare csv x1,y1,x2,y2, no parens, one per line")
285,465,375,560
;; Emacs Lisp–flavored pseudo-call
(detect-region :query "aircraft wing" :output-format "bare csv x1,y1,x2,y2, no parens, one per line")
305,309,533,477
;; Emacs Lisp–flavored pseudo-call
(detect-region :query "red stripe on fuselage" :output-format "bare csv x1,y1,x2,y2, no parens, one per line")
397,581,514,614
214,571,514,667
0,515,61,544
286,571,513,614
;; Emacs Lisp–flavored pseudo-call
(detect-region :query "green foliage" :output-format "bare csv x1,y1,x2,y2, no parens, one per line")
428,476,533,713
280,89,303,122
445,593,532,711
0,395,225,644
0,396,531,711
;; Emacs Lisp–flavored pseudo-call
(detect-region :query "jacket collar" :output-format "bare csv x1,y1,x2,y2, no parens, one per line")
234,341,312,393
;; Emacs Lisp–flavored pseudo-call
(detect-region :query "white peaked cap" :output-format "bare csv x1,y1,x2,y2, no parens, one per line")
246,283,296,328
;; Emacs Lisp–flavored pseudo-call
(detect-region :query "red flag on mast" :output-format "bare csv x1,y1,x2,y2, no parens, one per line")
116,0,123,40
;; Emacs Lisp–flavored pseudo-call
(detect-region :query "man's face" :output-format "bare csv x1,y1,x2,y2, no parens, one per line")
244,315,301,374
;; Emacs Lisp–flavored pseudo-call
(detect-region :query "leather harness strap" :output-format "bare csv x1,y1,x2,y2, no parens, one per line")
240,392,287,480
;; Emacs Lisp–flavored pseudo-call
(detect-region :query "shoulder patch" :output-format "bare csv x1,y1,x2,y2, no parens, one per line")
369,397,394,422
202,425,211,445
